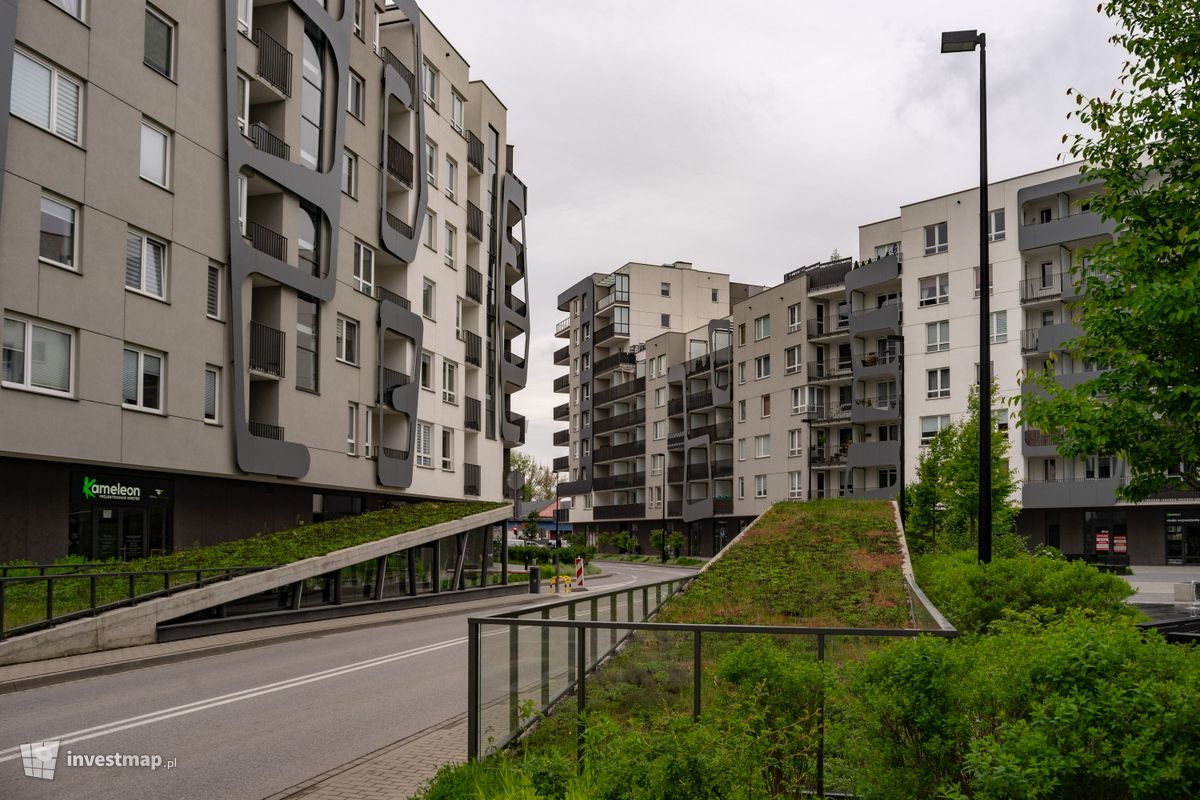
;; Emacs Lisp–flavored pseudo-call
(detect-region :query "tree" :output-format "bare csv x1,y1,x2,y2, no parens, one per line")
1019,1,1200,501
520,510,541,544
508,450,557,501
905,381,1019,553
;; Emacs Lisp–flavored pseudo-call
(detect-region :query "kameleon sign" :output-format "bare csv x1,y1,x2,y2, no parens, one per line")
72,472,171,506
82,477,142,502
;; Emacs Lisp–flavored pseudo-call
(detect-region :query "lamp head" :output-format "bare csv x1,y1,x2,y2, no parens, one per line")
941,29,981,53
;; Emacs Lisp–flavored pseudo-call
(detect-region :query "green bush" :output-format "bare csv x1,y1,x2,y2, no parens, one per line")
914,549,1139,634
840,615,1200,799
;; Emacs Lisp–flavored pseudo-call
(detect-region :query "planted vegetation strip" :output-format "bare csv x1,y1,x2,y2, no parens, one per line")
1,501,505,633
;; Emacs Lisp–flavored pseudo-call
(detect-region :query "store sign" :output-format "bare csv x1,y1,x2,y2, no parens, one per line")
1095,531,1111,553
1167,512,1200,525
72,472,172,506
1113,534,1128,554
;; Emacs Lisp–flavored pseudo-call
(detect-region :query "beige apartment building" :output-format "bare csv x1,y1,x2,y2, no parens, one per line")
0,0,530,562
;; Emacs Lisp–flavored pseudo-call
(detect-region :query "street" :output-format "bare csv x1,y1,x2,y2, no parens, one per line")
0,562,693,800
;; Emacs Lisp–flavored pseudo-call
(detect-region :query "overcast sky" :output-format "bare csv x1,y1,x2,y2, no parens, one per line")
427,1,1125,467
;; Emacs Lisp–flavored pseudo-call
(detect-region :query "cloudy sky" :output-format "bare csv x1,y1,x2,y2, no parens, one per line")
428,1,1125,466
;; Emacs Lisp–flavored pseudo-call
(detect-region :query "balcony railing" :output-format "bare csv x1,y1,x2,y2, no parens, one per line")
667,500,682,517
552,456,569,472
467,202,484,241
249,320,285,377
249,122,289,160
380,367,411,394
253,29,292,96
593,407,645,435
553,429,570,446
592,440,645,463
686,390,713,410
555,318,571,337
713,498,733,516
806,403,853,423
385,211,414,239
593,351,636,376
690,421,733,441
465,397,482,431
668,397,685,416
593,377,644,406
593,503,645,521
686,462,709,481
595,290,629,314
809,447,849,467
711,459,733,478
594,322,630,345
553,374,571,393
467,130,484,173
713,346,733,369
808,362,854,381
376,286,410,310
386,135,415,187
593,471,646,491
667,465,685,483
807,259,854,291
553,402,570,421
554,345,571,366
381,446,409,461
667,431,685,450
248,421,283,440
1022,329,1043,353
807,318,849,339
380,47,415,101
1024,429,1056,447
504,289,527,318
247,221,286,261
684,353,711,376
466,265,483,303
464,330,482,367
463,463,481,497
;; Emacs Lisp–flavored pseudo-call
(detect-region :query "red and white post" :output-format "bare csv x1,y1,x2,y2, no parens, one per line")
575,557,584,589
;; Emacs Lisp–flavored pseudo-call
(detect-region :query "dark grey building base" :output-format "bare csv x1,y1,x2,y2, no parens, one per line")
586,516,751,558
1018,505,1200,566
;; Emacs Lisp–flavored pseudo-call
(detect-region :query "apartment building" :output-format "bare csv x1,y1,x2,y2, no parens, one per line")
555,164,1198,564
0,0,530,562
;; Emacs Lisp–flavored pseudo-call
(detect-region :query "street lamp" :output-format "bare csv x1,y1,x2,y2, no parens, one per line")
940,28,992,563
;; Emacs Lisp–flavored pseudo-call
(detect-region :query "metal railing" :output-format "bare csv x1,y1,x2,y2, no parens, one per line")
466,266,483,303
0,563,109,578
464,463,481,497
555,318,571,337
465,397,482,431
553,374,571,393
553,429,570,446
593,408,644,435
380,47,415,102
684,353,710,376
253,28,292,96
249,122,290,160
375,285,410,310
686,461,709,481
249,320,285,377
385,211,414,239
807,318,850,339
386,135,415,186
553,402,570,421
552,456,569,472
380,367,411,395
467,202,484,241
464,331,483,367
592,440,645,463
592,503,646,520
686,390,713,410
467,130,485,173
592,377,644,406
594,322,630,345
381,446,409,461
247,221,286,261
592,471,645,491
248,421,283,440
553,345,571,366
1,565,277,640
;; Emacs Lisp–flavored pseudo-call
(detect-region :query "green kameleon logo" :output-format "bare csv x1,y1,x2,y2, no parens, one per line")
83,477,97,500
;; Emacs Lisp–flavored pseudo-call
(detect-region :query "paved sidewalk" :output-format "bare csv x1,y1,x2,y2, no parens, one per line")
264,714,468,800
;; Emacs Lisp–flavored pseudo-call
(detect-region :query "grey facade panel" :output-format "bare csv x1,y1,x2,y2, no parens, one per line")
498,171,530,446
0,0,16,219
377,299,424,488
378,0,427,266
1023,477,1124,508
1019,211,1115,251
845,252,901,293
847,440,901,470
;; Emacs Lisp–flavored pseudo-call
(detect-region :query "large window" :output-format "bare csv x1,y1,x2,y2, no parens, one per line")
12,49,82,144
122,346,163,412
755,474,767,498
299,33,323,170
926,320,949,352
353,240,373,294
924,222,948,255
990,310,1008,344
789,471,803,499
335,315,358,365
988,208,1006,242
415,421,433,467
784,345,801,374
125,229,167,300
927,367,950,399
918,273,949,306
442,360,458,404
204,366,219,423
755,354,771,379
755,434,770,458
140,120,170,188
2,315,73,395
754,314,770,340
143,6,175,79
296,295,318,392
788,303,801,332
920,414,950,445
39,194,77,270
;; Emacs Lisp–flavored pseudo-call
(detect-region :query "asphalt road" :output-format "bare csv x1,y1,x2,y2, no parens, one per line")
0,562,694,800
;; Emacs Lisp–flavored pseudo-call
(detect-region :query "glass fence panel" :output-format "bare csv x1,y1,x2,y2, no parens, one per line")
478,621,514,756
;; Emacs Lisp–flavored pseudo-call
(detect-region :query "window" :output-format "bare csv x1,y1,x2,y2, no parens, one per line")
660,313,670,327
352,240,374,294
738,477,745,499
755,434,770,458
299,33,324,171
352,0,364,38
754,315,770,340
422,279,435,319
927,367,950,399
990,310,1008,343
455,298,463,340
918,273,949,306
738,362,746,384
296,295,318,392
11,49,82,143
125,229,167,300
346,403,357,455
755,475,767,498
2,315,73,395
660,282,671,297
140,120,170,188
444,157,457,201
236,73,249,135
39,194,77,270
879,468,898,488
441,428,454,471
654,420,665,440
974,266,994,296
206,263,222,319
712,288,719,303
924,221,948,255
422,212,437,252
237,174,247,235
988,208,1006,242
48,0,83,19
789,471,803,499
655,387,665,407
237,0,251,33
784,346,801,375
738,438,747,461
416,421,433,467
788,429,802,457
363,406,375,458
875,242,899,258
879,424,899,441
204,366,219,423
442,360,458,404
738,399,747,422
444,223,456,268
122,346,163,412
651,454,664,475
335,316,358,365
920,415,951,445
420,352,433,390
342,150,357,197
451,91,464,133
421,61,438,107
347,71,364,119
1086,455,1114,480
761,393,771,418
788,303,801,332
754,355,771,379
424,139,437,186
791,386,803,414
926,320,949,352
143,6,174,79
737,324,746,346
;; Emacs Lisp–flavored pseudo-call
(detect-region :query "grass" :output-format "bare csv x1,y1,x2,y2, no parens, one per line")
1,500,506,633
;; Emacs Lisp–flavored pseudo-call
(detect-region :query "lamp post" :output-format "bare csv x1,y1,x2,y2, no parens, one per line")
661,470,668,563
553,483,561,589
941,29,991,563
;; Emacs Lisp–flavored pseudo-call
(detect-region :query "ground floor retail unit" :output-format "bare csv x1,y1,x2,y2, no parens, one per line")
1019,506,1200,566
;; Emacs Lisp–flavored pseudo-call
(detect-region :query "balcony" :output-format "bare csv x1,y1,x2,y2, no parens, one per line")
465,397,482,431
553,374,571,393
668,397,685,417
847,440,901,470
806,259,853,292
594,322,630,345
467,202,484,241
252,29,292,96
807,362,854,382
849,301,902,338
686,390,713,411
467,130,484,174
593,377,645,407
857,353,902,381
248,321,285,377
713,346,733,368
553,429,570,447
553,402,570,421
385,135,415,187
381,446,410,462
807,318,849,341
463,330,482,367
845,252,901,292
1019,208,1114,251
684,353,711,376
667,465,685,483
554,345,571,366
686,462,709,481
558,479,590,496
667,431,685,450
1023,322,1080,355
552,455,569,471
594,503,645,521
375,286,410,310
713,498,733,516
803,403,853,424
593,407,645,435
504,289,527,319
247,221,286,261
593,440,645,463
465,265,483,304
248,421,283,440
593,471,646,491
667,500,682,517
249,122,289,160
851,397,900,424
464,463,481,497
711,459,733,478
380,48,415,102
379,366,411,395
385,211,415,239
1020,273,1065,305
1022,476,1126,509
809,447,849,467
555,318,571,338
593,351,637,376
594,290,629,315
